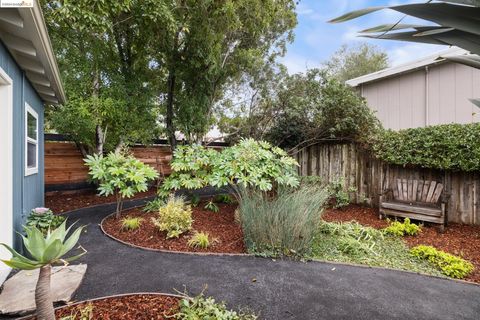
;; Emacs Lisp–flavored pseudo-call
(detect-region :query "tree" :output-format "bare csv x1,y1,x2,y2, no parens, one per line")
323,43,389,82
41,0,166,156
153,0,298,149
1,222,85,320
329,0,480,106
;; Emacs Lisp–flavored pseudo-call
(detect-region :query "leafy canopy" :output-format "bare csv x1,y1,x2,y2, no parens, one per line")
160,139,300,197
1,221,85,270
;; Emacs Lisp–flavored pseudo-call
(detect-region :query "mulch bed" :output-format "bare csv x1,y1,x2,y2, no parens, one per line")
102,202,246,254
45,188,157,213
28,294,179,319
323,205,480,284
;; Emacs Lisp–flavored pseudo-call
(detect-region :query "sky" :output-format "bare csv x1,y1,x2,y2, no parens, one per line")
280,0,449,74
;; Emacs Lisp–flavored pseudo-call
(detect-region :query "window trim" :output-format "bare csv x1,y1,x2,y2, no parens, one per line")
25,103,38,176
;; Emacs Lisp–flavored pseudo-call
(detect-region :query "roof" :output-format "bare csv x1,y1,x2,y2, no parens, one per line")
0,1,65,104
346,47,469,87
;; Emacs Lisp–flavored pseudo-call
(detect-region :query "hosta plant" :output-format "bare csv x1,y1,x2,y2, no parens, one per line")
84,152,159,218
188,232,212,249
26,207,65,234
152,196,193,239
160,139,300,200
0,221,86,320
121,217,143,231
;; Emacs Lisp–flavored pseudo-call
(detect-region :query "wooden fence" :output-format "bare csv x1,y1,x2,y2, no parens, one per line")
294,142,480,225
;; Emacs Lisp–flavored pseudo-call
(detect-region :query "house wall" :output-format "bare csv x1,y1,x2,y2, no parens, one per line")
360,62,480,130
0,41,44,250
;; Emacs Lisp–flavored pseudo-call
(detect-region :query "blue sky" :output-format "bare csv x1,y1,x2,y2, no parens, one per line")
281,0,449,74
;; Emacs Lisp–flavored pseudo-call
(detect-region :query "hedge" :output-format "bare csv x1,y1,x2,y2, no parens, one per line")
372,123,480,172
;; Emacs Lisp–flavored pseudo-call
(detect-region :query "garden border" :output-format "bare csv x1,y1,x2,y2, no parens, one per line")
16,292,185,320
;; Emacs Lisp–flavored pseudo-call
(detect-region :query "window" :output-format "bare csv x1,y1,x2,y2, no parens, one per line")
25,104,38,176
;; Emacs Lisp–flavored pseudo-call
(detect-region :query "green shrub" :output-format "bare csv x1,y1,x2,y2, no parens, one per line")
152,196,193,239
143,198,166,213
327,177,356,209
240,186,329,257
160,139,300,198
384,218,421,237
204,200,219,213
410,245,474,279
215,194,234,204
174,294,257,320
188,232,212,249
26,207,65,234
373,123,480,171
120,217,143,231
84,152,159,218
190,194,201,207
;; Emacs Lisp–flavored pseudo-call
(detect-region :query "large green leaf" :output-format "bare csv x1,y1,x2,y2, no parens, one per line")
0,244,41,266
1,259,39,270
42,239,63,263
414,27,456,37
328,7,385,23
360,24,423,34
439,0,480,6
22,227,46,261
60,226,85,257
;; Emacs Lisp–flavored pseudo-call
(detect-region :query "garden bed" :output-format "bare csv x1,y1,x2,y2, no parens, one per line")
101,202,246,254
323,205,480,284
45,188,157,213
27,294,179,319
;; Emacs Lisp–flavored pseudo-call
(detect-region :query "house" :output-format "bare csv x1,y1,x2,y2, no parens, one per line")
0,2,65,283
346,48,480,130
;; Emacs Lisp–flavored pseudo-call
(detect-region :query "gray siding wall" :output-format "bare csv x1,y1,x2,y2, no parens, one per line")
360,62,480,130
0,41,44,250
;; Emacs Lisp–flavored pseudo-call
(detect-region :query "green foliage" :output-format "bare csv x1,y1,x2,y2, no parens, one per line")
327,177,356,209
26,208,65,235
120,217,143,231
240,186,329,257
152,197,193,239
188,232,212,249
190,194,201,207
143,198,166,213
174,294,257,320
373,124,480,171
323,43,389,83
204,201,220,213
384,218,421,237
160,139,300,197
214,194,234,204
312,222,442,276
410,245,474,279
0,221,85,270
85,152,158,217
60,303,94,320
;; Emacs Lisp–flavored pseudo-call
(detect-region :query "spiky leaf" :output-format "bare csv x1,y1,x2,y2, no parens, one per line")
329,7,385,23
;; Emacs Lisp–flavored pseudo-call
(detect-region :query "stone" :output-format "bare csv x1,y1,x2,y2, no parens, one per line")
0,264,87,316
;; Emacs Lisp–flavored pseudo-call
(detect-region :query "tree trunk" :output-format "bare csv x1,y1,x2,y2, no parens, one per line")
115,192,123,219
35,264,55,320
95,125,104,155
166,70,177,152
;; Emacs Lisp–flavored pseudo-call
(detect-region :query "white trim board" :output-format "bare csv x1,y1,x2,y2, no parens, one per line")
0,66,13,285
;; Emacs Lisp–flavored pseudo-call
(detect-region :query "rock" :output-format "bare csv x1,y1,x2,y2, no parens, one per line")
0,264,87,316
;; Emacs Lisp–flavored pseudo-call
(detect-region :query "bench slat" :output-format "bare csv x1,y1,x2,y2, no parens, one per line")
421,181,430,202
396,179,403,201
380,208,444,224
381,201,442,217
431,183,444,203
402,179,408,201
426,181,438,203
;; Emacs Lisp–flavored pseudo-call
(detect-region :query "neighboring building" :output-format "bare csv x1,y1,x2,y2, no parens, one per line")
346,48,480,130
0,2,65,283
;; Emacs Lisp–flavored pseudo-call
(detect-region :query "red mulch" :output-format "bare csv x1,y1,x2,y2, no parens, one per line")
102,202,246,254
45,188,157,214
323,205,480,284
48,294,179,320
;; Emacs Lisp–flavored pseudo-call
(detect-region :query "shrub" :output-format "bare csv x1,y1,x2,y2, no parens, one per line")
410,245,474,279
215,194,234,204
174,294,257,320
188,232,212,249
190,194,201,207
384,218,421,237
240,186,329,257
85,152,159,218
120,217,143,231
143,198,165,213
152,196,193,239
204,200,219,213
327,177,356,209
26,207,65,234
372,123,480,171
160,139,300,199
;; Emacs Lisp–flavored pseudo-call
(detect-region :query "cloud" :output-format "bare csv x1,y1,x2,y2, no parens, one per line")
387,43,450,66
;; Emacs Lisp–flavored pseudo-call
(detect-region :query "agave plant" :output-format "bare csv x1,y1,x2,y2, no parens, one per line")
0,221,86,320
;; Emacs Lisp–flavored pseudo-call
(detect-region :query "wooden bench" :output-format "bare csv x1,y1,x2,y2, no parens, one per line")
379,179,447,231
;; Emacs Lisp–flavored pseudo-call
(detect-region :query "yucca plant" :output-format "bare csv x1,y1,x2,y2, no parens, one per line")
0,221,86,320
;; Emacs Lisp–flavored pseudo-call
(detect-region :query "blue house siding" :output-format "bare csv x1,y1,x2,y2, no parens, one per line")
0,41,45,250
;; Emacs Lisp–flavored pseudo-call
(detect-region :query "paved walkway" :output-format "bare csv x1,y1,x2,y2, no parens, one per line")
64,199,479,320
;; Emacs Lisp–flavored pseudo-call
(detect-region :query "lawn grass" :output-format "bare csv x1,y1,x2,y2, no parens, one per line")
310,221,444,277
